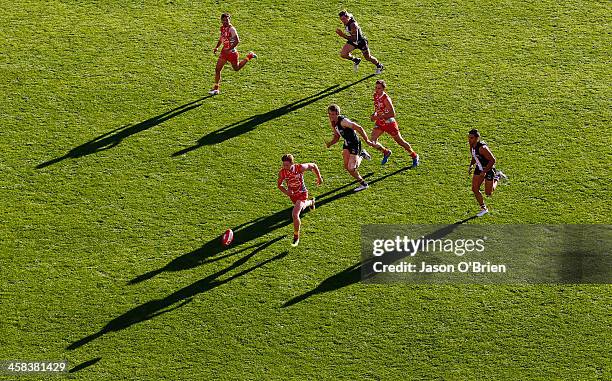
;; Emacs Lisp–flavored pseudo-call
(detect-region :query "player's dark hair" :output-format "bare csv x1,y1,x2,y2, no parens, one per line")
339,10,353,19
328,104,340,114
468,129,480,137
376,79,387,89
282,154,294,163
221,13,230,19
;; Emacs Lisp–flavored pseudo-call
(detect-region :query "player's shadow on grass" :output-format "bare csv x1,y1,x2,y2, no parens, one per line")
69,357,102,373
67,236,287,350
172,74,376,156
129,174,372,284
36,96,212,169
282,215,478,307
129,166,409,285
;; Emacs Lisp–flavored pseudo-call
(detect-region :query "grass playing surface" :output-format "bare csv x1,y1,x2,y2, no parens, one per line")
1,0,610,379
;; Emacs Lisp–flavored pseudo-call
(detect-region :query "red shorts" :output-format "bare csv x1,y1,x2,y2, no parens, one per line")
375,119,400,136
290,191,308,204
220,49,239,66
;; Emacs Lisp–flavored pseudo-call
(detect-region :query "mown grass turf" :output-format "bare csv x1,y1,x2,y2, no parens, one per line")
1,0,610,379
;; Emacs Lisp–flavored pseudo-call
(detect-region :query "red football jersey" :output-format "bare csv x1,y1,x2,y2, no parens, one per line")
279,164,307,193
374,92,392,116
220,25,237,49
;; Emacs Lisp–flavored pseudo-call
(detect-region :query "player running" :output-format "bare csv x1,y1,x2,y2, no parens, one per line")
277,154,323,247
468,129,508,216
208,13,257,95
335,10,384,74
369,80,419,168
326,104,380,192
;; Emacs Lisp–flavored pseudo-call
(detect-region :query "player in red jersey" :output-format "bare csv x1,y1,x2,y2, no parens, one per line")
208,13,257,95
369,80,419,168
277,154,323,247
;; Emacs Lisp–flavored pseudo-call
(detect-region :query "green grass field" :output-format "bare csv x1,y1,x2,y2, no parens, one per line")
1,0,610,379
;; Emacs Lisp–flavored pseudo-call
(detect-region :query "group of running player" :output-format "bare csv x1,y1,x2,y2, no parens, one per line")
209,11,506,247
279,82,421,246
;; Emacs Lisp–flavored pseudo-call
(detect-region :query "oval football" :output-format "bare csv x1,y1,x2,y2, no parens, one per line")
221,229,234,246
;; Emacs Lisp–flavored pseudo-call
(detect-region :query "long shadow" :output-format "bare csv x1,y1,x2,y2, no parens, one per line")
129,165,420,285
316,166,413,209
130,166,412,285
172,74,375,156
69,357,102,373
283,215,478,307
129,173,378,284
37,96,212,168
68,236,287,350
131,166,415,285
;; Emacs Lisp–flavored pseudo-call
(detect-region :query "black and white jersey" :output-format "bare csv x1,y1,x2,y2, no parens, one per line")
335,115,360,145
345,18,366,44
471,141,491,171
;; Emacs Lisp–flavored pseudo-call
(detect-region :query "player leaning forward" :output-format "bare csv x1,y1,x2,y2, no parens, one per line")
326,104,381,192
336,10,384,74
468,129,507,216
208,13,257,95
370,80,419,168
277,154,323,247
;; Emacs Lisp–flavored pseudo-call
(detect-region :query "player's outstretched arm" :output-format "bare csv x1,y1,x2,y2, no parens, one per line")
347,121,374,146
302,163,323,185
